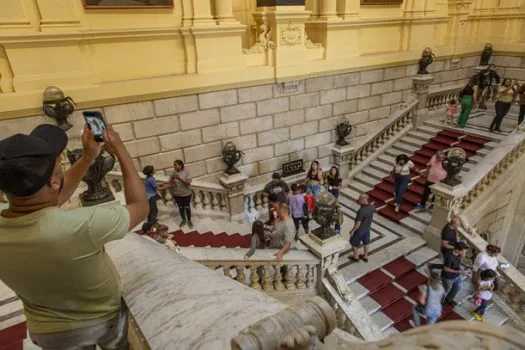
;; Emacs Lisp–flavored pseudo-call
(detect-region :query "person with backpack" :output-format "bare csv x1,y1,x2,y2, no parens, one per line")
409,271,445,327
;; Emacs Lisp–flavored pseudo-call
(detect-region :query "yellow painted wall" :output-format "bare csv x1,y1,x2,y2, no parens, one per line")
0,0,524,118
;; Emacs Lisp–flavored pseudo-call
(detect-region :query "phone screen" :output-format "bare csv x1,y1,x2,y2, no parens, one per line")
82,111,106,142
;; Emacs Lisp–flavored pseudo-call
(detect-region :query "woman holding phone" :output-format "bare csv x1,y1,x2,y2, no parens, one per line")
170,159,193,229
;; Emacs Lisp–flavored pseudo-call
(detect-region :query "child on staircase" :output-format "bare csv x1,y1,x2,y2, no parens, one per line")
444,99,459,125
472,269,497,322
288,184,308,240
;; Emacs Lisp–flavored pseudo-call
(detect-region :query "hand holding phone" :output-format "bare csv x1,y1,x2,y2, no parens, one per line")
82,111,107,142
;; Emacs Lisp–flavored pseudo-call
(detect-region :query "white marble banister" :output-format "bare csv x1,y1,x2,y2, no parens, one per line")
426,83,464,111
334,99,418,182
185,247,321,293
106,171,230,216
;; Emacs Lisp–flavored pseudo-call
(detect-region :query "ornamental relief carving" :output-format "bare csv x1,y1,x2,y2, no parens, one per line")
280,23,303,46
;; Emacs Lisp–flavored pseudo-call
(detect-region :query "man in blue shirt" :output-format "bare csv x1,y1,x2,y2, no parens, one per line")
143,165,159,225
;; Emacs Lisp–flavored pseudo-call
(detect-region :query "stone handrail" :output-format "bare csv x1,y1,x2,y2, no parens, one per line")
426,83,464,110
186,247,320,293
106,171,230,216
338,99,418,181
456,216,525,329
321,267,383,342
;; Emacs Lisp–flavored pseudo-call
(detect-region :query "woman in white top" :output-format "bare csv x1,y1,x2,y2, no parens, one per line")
393,154,418,213
472,244,501,284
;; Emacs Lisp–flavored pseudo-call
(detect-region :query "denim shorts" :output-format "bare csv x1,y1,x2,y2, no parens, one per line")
350,230,370,247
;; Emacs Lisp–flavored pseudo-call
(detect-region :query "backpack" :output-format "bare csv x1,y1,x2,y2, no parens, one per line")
305,193,316,213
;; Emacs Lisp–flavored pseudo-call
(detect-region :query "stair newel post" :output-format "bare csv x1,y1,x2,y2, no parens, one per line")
411,74,435,127
220,173,249,219
331,144,355,183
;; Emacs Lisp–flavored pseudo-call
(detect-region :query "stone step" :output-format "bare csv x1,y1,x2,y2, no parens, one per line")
399,215,428,234
407,209,432,225
417,125,441,137
424,119,506,142
391,142,420,155
469,155,483,164
370,160,393,174
399,136,428,148
407,130,432,142
378,154,396,166
485,141,499,150
363,167,390,182
454,299,508,325
348,180,373,194
355,173,383,188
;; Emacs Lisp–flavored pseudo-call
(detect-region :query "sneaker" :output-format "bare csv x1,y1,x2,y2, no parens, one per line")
360,255,369,263
472,312,483,322
188,221,194,229
415,203,424,210
408,320,416,328
179,220,187,228
349,256,360,262
394,205,400,213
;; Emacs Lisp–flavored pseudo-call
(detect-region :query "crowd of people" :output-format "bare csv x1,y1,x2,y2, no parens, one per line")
446,64,524,131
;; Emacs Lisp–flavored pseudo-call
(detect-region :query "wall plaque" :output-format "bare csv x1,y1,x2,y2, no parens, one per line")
282,159,304,177
257,0,305,6
83,0,173,9
360,0,402,5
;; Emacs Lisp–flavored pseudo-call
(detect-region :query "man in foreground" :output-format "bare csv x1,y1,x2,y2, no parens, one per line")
349,194,375,263
269,203,296,261
0,123,148,349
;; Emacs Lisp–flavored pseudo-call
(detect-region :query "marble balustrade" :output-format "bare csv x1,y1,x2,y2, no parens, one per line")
426,84,464,111
107,171,230,217
183,247,320,292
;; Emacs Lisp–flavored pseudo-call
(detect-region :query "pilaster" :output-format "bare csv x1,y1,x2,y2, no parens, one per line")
411,74,435,126
35,0,82,32
220,173,249,218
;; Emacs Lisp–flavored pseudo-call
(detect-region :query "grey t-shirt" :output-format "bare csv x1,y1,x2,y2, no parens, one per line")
421,285,445,311
269,218,296,249
170,170,192,197
355,204,375,233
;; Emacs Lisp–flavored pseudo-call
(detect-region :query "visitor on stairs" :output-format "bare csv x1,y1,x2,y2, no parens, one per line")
142,222,179,252
409,271,445,328
444,99,459,125
472,244,501,285
244,220,267,260
416,150,447,210
264,172,290,205
326,166,342,199
490,78,516,133
392,154,419,213
477,64,500,109
305,161,324,197
442,242,469,306
472,269,497,322
349,194,376,263
269,203,297,261
0,124,149,350
288,184,309,240
440,216,461,256
457,77,478,129
518,83,525,125
143,165,168,225
169,159,193,229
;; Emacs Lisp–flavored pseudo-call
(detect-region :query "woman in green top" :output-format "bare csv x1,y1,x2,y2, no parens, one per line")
457,77,478,128
244,220,266,259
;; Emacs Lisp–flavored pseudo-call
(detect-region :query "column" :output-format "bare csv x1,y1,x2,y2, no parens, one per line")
337,0,359,18
214,0,235,23
411,74,435,126
192,0,215,25
319,0,338,20
220,173,249,219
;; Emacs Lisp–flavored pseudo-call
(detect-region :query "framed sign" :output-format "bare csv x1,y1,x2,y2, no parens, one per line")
282,159,304,177
83,0,173,9
360,0,402,4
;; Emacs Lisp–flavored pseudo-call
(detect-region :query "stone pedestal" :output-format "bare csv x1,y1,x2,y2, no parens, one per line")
411,74,435,127
423,182,467,251
331,144,355,184
220,173,249,218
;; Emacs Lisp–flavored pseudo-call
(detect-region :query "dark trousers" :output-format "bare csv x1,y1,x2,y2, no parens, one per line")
394,175,410,205
519,105,525,125
490,101,511,131
474,299,489,315
147,196,158,224
442,276,462,303
420,181,435,206
293,217,309,233
174,194,192,222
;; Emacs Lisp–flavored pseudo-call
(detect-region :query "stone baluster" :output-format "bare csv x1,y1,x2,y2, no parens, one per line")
255,193,263,210
284,265,296,290
211,192,220,211
296,265,307,289
202,191,211,210
343,318,357,336
262,264,273,291
306,264,315,288
224,265,232,278
273,264,285,291
335,306,346,328
249,265,261,290
262,194,268,209
236,265,246,284
193,190,203,210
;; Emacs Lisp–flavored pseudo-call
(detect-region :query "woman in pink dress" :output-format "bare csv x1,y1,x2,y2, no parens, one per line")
415,150,447,210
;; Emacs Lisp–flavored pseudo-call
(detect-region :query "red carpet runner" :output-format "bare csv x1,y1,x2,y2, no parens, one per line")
137,229,251,248
356,257,464,331
367,130,489,222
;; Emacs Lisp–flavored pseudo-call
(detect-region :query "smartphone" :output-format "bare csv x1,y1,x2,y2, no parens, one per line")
82,111,106,142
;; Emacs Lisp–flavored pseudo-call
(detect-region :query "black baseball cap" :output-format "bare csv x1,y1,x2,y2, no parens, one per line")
0,124,68,197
